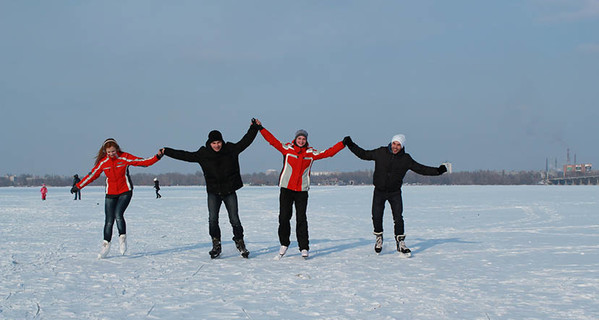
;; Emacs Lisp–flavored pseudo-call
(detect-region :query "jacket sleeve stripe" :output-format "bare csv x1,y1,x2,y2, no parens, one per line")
79,157,109,188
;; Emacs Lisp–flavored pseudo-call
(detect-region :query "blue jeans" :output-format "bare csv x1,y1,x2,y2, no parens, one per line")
104,193,132,242
207,192,244,241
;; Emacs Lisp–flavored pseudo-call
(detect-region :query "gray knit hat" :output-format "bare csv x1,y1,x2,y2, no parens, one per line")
295,129,308,139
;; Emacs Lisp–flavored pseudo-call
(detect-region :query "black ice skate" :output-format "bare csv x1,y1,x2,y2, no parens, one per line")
395,235,412,258
374,232,383,254
209,238,222,259
233,237,250,258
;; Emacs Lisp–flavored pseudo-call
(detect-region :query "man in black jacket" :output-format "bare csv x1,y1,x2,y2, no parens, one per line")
343,134,447,257
161,120,261,259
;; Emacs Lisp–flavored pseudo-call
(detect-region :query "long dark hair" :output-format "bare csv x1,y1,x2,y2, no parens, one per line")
95,138,123,165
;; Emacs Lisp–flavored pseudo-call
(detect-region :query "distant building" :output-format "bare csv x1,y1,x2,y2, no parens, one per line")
312,171,335,176
563,163,592,176
265,169,278,176
442,162,453,174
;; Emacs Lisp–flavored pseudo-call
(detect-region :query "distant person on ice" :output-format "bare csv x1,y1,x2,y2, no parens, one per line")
160,119,261,259
72,174,81,200
343,134,447,257
256,118,346,259
40,184,48,200
71,138,164,259
153,178,161,198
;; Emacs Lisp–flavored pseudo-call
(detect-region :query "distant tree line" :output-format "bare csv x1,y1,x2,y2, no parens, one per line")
0,169,562,187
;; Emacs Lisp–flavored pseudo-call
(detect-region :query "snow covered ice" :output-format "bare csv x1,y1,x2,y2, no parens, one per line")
1,185,598,319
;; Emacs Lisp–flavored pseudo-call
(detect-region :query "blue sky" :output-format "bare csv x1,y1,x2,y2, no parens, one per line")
1,1,598,176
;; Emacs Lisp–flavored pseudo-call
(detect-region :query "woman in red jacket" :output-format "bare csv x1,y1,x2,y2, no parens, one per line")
71,138,164,259
255,119,345,259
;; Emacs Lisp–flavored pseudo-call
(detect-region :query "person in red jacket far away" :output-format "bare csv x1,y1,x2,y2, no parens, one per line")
71,138,164,259
40,184,48,200
254,118,346,259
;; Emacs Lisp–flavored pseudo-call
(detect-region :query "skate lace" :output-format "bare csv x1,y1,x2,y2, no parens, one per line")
375,235,383,248
399,240,410,252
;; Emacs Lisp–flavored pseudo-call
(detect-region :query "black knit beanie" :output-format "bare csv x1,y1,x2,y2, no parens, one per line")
207,130,223,145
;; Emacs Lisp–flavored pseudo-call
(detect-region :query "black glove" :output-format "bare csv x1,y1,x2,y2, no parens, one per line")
438,165,447,174
343,136,353,147
251,118,263,130
70,186,79,194
156,153,163,160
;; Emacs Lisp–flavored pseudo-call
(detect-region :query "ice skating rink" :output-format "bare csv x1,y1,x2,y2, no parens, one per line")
1,185,597,319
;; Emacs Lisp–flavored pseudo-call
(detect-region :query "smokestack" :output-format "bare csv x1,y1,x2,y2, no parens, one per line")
567,148,570,164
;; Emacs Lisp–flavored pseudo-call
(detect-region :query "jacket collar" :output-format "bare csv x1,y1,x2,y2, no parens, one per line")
292,143,308,153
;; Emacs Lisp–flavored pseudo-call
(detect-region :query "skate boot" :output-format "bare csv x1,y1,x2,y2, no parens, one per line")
233,237,250,258
98,240,111,259
395,235,412,258
209,238,222,259
119,234,127,255
275,245,289,260
374,232,383,254
301,249,309,259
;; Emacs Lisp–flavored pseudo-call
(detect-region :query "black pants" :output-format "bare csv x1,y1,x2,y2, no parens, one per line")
372,188,405,236
104,192,132,242
73,190,81,200
278,188,309,251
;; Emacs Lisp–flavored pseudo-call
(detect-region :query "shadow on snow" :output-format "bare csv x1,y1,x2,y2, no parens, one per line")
113,237,477,259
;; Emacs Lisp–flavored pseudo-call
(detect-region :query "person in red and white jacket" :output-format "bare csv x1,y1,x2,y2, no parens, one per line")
255,119,346,259
71,138,164,259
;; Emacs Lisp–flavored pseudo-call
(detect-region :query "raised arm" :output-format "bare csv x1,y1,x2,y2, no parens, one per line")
120,152,161,168
231,119,261,153
163,147,202,163
259,124,287,154
312,140,345,160
344,137,376,161
409,156,445,176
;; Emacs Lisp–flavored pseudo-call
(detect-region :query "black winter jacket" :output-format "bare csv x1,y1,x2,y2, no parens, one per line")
348,143,441,192
164,124,260,195
72,176,81,188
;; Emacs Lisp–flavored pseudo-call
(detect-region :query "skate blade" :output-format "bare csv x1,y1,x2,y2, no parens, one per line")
399,252,412,258
274,254,284,261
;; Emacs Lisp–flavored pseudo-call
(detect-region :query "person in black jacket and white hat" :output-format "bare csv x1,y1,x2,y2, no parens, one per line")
161,120,261,259
343,134,447,257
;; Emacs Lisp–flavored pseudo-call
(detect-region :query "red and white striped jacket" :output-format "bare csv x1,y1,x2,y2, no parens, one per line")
260,128,345,192
77,152,160,196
